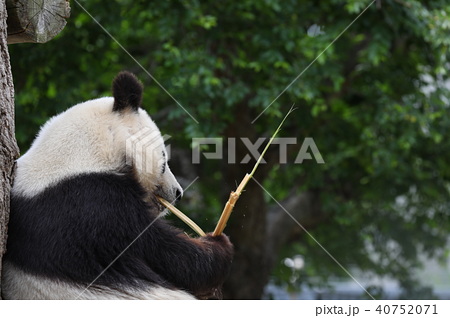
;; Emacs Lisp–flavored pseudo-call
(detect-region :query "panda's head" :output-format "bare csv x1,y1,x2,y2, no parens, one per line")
13,71,183,204
110,72,183,203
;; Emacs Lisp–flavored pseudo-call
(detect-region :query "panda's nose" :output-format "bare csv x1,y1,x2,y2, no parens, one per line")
175,188,183,202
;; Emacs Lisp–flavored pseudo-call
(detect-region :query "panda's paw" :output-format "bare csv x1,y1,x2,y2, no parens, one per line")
195,287,223,300
201,233,234,275
190,234,234,299
201,233,234,256
203,232,231,243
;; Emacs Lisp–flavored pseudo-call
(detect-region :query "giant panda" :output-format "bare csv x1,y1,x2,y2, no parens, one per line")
1,71,233,300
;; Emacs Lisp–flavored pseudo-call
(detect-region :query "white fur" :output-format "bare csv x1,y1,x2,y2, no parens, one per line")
2,262,195,300
13,97,182,201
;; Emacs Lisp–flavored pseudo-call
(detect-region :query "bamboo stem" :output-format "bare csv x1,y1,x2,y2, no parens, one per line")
158,197,206,237
212,174,251,236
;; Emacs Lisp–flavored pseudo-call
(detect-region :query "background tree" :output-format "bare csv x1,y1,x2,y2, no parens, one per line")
0,0,68,298
8,0,450,299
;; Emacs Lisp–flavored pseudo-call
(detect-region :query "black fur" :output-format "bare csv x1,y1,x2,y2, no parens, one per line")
112,71,143,112
5,170,233,299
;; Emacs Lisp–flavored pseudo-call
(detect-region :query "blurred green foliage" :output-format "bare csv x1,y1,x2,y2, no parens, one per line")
9,0,450,298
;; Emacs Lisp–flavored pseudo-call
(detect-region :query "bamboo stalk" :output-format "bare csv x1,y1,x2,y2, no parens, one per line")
212,106,296,236
158,197,206,237
212,174,251,236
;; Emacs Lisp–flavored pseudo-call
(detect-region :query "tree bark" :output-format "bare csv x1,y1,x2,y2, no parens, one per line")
0,0,20,299
6,0,70,44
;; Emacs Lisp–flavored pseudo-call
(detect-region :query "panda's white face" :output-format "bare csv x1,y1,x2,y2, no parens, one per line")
125,107,183,203
13,76,183,204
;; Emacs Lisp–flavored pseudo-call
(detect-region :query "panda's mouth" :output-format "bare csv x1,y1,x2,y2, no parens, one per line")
153,187,171,212
145,194,167,216
154,186,177,204
155,198,166,213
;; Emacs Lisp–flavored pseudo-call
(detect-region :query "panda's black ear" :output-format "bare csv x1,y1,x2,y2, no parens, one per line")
112,71,143,112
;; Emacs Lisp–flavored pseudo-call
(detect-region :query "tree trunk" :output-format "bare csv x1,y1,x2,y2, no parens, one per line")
219,103,331,299
6,0,70,44
221,105,271,299
0,0,20,299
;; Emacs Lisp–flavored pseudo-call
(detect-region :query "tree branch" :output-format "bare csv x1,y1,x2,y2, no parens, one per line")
6,0,70,44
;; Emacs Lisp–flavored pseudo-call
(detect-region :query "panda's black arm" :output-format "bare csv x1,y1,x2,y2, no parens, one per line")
137,217,234,298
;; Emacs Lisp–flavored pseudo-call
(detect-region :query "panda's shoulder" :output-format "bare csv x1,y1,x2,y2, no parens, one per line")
11,170,157,229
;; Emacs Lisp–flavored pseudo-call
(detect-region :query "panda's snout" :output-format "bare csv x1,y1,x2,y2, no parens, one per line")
158,169,183,203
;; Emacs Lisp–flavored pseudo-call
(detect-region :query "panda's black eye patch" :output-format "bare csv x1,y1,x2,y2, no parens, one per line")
161,151,166,174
